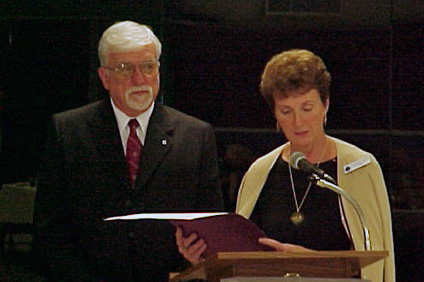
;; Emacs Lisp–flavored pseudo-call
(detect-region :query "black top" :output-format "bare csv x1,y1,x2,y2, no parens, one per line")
250,157,352,251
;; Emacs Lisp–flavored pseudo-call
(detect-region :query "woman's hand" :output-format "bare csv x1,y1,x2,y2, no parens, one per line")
175,226,207,265
259,238,315,253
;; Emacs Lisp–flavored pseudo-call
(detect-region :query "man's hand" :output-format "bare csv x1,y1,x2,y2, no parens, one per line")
175,226,206,265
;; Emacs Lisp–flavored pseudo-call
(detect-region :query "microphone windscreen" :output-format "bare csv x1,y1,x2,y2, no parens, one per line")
290,151,306,170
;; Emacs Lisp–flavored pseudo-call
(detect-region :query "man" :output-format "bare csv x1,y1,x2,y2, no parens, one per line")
32,21,223,282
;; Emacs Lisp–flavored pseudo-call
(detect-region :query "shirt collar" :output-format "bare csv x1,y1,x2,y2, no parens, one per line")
110,98,154,137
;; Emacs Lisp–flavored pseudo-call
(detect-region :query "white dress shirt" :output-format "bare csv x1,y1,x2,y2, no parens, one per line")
110,98,154,155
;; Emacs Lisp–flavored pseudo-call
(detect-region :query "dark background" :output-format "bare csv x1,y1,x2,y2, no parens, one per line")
0,0,423,280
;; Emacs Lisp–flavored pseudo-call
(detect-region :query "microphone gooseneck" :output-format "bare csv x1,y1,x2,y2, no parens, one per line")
289,151,371,251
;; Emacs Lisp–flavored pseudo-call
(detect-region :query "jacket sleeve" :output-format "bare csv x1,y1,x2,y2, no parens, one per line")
340,151,396,282
196,123,224,211
370,155,396,282
32,117,103,282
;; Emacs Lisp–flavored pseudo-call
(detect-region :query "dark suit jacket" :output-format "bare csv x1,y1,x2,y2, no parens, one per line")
32,99,223,282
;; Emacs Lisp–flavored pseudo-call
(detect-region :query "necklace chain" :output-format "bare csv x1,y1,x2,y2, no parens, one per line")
289,165,312,212
288,138,328,221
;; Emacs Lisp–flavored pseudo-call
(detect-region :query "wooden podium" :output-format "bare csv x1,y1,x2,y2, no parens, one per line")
169,251,388,282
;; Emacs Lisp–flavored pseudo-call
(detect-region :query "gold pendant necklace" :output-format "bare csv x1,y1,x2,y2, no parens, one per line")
290,211,305,225
288,165,311,225
288,139,327,225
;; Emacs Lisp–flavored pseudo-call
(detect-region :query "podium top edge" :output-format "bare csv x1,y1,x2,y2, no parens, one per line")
213,250,388,260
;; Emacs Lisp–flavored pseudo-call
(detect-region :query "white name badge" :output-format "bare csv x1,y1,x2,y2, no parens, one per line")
343,156,371,174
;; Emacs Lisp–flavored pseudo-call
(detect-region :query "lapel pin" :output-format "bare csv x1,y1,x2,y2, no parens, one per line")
161,140,167,145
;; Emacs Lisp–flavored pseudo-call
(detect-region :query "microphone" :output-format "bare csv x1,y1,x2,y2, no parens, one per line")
290,151,336,184
290,151,372,250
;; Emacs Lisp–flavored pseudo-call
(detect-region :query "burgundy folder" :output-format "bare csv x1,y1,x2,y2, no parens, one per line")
169,213,272,258
105,212,272,258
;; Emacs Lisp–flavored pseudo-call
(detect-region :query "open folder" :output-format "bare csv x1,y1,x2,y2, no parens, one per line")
104,212,272,258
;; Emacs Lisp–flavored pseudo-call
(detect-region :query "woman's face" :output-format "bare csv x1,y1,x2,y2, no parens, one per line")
274,88,328,149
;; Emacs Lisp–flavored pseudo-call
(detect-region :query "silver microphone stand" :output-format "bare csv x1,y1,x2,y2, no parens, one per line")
309,175,371,251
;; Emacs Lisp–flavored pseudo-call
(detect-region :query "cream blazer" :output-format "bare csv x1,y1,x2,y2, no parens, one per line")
236,136,395,282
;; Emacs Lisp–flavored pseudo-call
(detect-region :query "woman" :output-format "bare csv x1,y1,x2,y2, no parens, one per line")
176,49,395,282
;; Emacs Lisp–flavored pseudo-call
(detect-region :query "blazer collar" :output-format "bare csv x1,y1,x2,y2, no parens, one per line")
89,100,174,191
135,103,173,189
90,99,129,188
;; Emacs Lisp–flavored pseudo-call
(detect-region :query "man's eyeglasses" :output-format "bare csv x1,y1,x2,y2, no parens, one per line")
102,60,160,79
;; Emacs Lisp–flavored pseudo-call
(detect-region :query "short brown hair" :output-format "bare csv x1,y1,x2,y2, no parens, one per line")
260,49,331,108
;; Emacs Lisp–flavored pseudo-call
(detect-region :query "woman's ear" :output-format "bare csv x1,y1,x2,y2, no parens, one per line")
324,99,330,126
325,99,330,114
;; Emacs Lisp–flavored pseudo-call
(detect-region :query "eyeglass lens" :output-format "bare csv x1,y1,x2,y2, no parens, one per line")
111,61,159,79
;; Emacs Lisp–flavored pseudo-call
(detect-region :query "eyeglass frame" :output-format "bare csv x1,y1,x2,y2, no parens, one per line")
101,60,160,79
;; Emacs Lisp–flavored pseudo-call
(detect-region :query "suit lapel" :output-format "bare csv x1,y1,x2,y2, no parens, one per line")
90,100,130,189
136,104,173,189
88,101,173,191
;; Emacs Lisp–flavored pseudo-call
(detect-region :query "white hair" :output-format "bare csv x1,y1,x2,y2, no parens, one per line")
98,21,162,66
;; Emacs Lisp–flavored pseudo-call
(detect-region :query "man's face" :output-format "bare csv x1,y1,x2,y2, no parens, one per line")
98,44,160,117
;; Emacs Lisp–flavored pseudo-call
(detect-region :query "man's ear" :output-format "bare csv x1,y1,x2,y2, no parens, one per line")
98,67,110,90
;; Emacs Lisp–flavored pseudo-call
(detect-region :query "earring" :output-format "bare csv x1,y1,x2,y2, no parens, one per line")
324,115,327,126
276,122,281,132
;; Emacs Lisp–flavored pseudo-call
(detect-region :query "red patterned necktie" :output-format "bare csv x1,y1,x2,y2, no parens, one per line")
126,119,142,186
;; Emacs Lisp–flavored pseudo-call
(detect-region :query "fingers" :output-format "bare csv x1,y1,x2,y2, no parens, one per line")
175,227,197,251
185,238,207,262
180,231,200,251
259,238,290,251
258,238,314,253
175,227,185,249
175,226,206,265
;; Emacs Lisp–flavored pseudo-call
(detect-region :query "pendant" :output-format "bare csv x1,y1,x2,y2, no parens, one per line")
290,211,304,225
